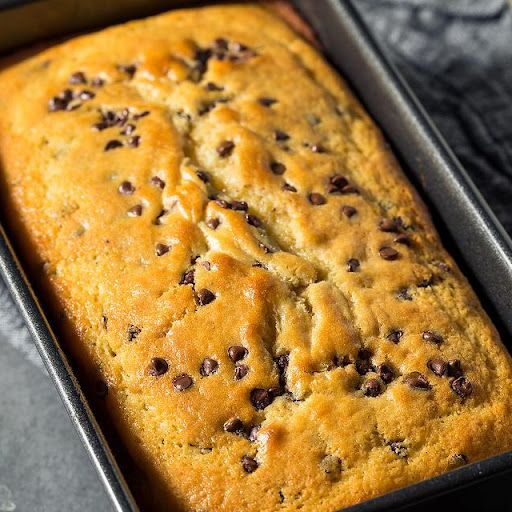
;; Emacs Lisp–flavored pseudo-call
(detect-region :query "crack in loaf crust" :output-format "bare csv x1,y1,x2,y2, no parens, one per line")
0,3,512,510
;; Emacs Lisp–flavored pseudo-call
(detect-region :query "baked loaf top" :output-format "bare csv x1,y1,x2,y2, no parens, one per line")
1,4,512,511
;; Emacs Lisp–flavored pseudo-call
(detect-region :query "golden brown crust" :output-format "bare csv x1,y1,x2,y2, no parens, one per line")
1,4,512,511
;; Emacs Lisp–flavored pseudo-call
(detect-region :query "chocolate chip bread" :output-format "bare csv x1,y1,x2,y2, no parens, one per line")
1,4,512,511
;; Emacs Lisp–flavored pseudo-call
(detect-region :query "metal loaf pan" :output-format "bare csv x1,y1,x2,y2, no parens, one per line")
1,1,512,511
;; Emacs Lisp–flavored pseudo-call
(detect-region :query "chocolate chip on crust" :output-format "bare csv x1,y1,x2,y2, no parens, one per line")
179,269,195,286
155,243,170,256
386,330,403,344
274,129,290,141
404,372,431,390
173,374,193,391
379,246,399,260
379,218,402,233
196,170,209,183
127,324,141,341
151,176,165,189
69,71,87,84
308,192,326,206
118,180,135,195
104,139,123,151
346,258,360,272
362,378,382,397
427,358,447,377
200,358,218,376
228,346,248,363
447,359,463,378
422,331,444,345
234,364,249,380
224,417,245,433
196,288,216,306
250,388,274,410
270,162,286,175
377,363,395,384
342,205,357,218
258,97,277,107
282,182,297,192
217,140,235,157
451,377,472,398
206,217,220,230
241,455,258,473
148,357,168,377
127,204,143,217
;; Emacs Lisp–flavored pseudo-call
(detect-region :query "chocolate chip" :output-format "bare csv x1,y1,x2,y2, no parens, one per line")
386,330,403,344
95,380,108,399
310,143,326,153
155,243,170,256
120,123,136,136
91,76,105,87
118,64,137,78
241,455,258,473
275,353,289,387
234,364,249,380
206,82,224,91
127,204,143,217
330,175,348,189
394,234,412,246
248,425,260,442
217,140,235,157
404,372,431,390
196,170,209,183
449,453,468,467
228,346,248,363
127,324,141,341
333,354,351,367
397,288,413,301
69,71,87,84
48,96,68,112
180,269,195,286
148,357,168,377
196,288,216,306
78,89,95,101
268,386,284,399
437,262,451,273
340,184,358,194
319,455,342,480
246,214,262,228
451,377,472,398
270,162,286,175
151,176,165,189
173,374,193,391
92,121,109,131
362,378,382,397
379,218,401,233
250,388,274,410
127,135,140,148
390,441,407,458
342,205,357,218
224,417,244,433
282,182,297,192
377,363,395,384
274,130,290,141
118,181,135,195
422,331,444,345
206,217,220,230
447,359,463,378
258,97,277,107
105,139,123,151
200,357,218,376
308,192,326,206
232,200,248,211
154,209,168,225
379,246,399,260
347,258,360,272
214,198,231,209
355,349,374,375
427,358,447,377
132,110,150,120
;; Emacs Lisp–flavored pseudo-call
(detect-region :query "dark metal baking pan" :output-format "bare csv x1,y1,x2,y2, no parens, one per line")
1,1,512,511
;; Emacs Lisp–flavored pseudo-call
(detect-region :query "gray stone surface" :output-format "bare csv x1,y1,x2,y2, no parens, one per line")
1,1,512,511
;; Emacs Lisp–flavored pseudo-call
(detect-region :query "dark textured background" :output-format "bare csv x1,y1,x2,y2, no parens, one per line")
0,1,511,510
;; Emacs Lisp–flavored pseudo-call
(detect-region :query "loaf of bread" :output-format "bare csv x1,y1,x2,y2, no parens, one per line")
1,4,512,511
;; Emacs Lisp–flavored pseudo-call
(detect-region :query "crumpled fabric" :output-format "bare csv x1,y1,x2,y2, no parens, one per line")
1,0,512,372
